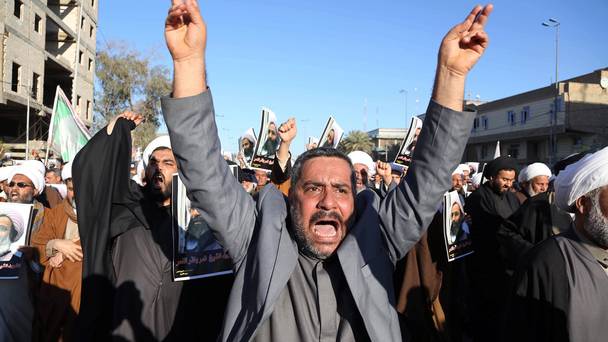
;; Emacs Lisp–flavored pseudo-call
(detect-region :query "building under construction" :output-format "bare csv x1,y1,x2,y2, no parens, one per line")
0,0,97,159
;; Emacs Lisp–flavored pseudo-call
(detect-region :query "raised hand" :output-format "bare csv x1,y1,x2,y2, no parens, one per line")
278,118,297,145
376,161,392,186
165,0,207,97
438,4,493,77
165,0,206,63
432,4,493,111
107,111,144,134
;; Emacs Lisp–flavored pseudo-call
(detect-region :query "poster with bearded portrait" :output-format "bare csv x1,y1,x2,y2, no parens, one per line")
395,117,423,167
171,174,233,281
442,191,474,262
319,116,344,149
0,202,34,279
250,108,280,171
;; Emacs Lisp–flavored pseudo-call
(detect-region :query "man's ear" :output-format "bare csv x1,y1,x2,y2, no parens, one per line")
574,196,588,216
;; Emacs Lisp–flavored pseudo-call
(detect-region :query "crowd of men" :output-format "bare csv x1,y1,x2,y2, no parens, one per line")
1,1,607,341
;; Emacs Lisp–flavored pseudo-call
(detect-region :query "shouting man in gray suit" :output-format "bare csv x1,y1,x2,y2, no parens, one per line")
161,1,493,341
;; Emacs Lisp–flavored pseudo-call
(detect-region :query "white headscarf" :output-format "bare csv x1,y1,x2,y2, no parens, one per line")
554,146,608,212
524,163,552,182
8,165,46,195
241,128,257,145
347,151,376,176
142,135,172,168
518,166,528,183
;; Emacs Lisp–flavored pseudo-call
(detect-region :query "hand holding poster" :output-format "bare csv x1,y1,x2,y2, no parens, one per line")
318,117,344,149
172,174,232,281
0,202,34,279
394,117,423,167
442,191,474,262
250,108,280,171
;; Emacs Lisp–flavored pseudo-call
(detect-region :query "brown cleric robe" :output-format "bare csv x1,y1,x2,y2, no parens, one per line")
31,199,82,342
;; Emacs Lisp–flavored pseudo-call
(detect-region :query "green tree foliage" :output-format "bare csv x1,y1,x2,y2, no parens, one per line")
94,42,171,149
338,130,374,155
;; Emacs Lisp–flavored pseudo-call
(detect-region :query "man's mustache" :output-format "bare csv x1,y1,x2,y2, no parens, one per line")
309,210,343,225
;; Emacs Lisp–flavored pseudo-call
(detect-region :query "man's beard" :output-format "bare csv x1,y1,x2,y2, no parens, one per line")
289,201,350,260
8,192,33,204
0,234,11,255
145,177,172,204
526,184,540,197
584,191,608,248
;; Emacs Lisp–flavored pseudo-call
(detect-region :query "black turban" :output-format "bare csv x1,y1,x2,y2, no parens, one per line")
483,156,518,179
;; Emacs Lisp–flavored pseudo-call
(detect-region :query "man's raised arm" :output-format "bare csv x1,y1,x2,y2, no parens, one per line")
161,0,256,264
378,5,493,261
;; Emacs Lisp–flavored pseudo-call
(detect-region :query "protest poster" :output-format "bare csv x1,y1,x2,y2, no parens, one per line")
394,117,423,168
238,128,257,169
0,202,34,279
250,108,280,171
171,174,232,281
318,117,344,149
442,191,474,262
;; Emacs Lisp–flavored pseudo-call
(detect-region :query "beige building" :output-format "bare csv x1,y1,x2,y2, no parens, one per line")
367,127,406,161
0,0,97,158
463,67,608,166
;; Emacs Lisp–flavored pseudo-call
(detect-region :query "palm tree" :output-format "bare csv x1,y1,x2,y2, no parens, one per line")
338,130,374,155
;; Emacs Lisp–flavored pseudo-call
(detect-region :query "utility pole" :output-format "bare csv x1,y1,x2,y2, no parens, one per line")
542,18,560,164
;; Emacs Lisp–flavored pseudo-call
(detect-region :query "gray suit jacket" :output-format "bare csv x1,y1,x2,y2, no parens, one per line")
161,91,474,341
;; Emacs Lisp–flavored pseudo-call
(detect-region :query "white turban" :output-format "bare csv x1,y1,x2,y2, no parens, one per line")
347,151,376,176
8,165,45,195
0,166,16,182
517,166,528,183
524,163,552,182
241,128,257,145
471,173,484,187
143,135,172,168
61,161,73,181
555,146,608,212
452,164,469,176
467,162,480,173
18,160,45,176
0,206,25,242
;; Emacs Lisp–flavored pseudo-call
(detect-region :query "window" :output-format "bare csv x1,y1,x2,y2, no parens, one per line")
86,100,92,120
481,145,488,159
507,144,520,159
14,0,23,19
81,17,85,30
32,73,40,100
507,110,516,126
79,50,84,65
472,117,480,131
88,58,93,71
76,95,82,112
520,106,529,124
91,0,95,8
34,14,42,33
89,25,94,38
11,62,21,92
482,116,488,130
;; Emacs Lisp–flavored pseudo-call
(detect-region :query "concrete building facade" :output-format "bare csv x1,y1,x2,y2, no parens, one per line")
463,67,608,166
367,127,406,161
0,0,97,158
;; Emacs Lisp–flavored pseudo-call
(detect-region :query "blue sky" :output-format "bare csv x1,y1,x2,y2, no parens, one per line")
97,0,607,155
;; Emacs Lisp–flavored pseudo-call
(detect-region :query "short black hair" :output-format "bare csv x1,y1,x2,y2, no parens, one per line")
290,147,356,196
45,168,61,178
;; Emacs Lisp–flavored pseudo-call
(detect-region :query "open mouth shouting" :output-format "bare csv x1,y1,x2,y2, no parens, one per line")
309,212,344,245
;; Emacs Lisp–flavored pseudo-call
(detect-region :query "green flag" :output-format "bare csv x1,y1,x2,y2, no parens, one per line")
47,86,91,162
